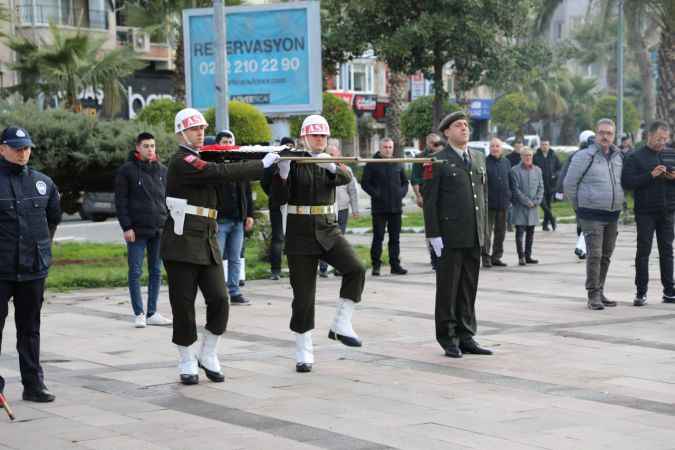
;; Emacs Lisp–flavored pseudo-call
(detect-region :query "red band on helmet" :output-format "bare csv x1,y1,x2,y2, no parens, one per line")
182,115,204,129
303,123,329,135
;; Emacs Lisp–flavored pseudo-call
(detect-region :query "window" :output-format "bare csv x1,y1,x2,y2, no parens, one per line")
336,62,374,93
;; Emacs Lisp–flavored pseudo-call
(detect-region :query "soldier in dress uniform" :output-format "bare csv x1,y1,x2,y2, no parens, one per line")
271,115,366,373
161,108,280,385
423,111,493,358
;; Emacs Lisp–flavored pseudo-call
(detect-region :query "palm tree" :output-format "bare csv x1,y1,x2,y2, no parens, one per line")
559,74,597,143
6,25,143,113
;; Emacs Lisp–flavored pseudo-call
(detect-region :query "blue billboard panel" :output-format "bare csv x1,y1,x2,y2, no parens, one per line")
184,2,322,115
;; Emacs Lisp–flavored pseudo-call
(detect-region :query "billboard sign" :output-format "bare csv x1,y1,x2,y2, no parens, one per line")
183,2,322,115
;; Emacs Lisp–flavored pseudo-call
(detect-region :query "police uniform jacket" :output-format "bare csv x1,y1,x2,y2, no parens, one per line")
422,146,488,249
0,158,61,281
160,145,264,265
270,162,351,255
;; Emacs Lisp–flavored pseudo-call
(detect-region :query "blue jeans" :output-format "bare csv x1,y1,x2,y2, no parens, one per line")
216,218,244,296
127,234,162,317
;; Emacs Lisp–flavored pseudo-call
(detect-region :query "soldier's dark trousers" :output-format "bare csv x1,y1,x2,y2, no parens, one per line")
371,213,402,267
269,206,284,273
635,212,675,296
0,279,46,389
435,247,480,350
164,261,228,346
287,236,365,334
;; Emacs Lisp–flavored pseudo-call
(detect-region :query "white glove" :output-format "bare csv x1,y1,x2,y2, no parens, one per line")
427,237,444,257
315,153,336,173
262,153,281,169
278,160,291,179
554,192,564,201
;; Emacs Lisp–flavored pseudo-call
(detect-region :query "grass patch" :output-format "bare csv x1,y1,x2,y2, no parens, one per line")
47,240,377,292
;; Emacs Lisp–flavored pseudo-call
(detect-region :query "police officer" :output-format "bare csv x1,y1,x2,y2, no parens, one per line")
0,126,61,402
423,111,493,358
161,109,279,385
271,115,366,373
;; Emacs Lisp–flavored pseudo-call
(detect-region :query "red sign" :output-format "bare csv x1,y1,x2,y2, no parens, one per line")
354,95,377,111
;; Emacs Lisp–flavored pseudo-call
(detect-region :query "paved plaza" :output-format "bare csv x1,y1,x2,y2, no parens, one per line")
2,224,675,449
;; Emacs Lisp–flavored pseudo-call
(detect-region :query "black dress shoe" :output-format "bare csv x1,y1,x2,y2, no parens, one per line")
525,257,539,264
22,387,55,403
518,257,526,266
601,295,617,307
481,257,492,268
491,259,507,267
296,363,312,373
444,345,462,358
230,295,251,306
180,374,199,385
459,340,493,355
328,329,362,347
371,267,380,276
391,266,408,275
198,362,225,382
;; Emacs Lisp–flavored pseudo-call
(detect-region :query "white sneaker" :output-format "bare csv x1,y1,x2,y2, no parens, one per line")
146,312,172,326
134,313,146,328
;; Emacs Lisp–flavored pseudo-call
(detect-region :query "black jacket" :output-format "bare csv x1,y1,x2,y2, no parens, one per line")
621,145,675,214
0,158,61,281
216,166,254,221
486,155,512,210
533,148,562,193
506,151,521,167
361,152,409,214
114,151,168,239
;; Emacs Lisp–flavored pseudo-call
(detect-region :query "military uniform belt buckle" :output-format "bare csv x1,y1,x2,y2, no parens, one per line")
310,206,322,214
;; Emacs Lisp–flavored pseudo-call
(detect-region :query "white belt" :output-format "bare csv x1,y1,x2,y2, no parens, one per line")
287,204,335,215
185,204,218,219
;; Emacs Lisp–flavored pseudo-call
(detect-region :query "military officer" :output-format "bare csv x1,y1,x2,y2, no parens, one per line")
423,111,493,358
161,108,279,385
271,115,366,373
0,126,61,403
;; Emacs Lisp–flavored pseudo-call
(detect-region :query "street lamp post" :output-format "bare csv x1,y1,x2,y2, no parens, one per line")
214,0,229,131
616,0,624,144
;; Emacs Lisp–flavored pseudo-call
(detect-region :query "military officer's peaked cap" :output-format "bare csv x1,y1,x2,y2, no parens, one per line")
438,111,469,132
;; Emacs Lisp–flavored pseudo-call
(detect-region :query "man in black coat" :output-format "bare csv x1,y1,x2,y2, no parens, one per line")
533,140,562,231
361,138,409,276
0,126,61,403
484,138,511,267
115,132,171,328
621,120,675,306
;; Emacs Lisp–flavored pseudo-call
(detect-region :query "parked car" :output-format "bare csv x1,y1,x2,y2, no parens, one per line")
79,192,116,222
506,135,541,150
468,141,514,156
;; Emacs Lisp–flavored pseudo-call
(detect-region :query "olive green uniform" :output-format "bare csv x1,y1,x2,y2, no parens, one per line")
422,146,489,350
270,162,366,333
161,145,264,346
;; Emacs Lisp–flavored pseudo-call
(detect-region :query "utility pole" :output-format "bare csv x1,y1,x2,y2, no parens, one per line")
616,0,624,144
214,0,229,131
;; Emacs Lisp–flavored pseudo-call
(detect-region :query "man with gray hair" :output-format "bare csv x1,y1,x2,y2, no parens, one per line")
564,118,625,310
622,120,675,306
361,137,409,276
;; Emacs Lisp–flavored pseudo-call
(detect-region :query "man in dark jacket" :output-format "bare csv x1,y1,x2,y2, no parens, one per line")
361,138,409,275
213,130,254,305
115,132,171,328
621,120,675,306
533,140,562,231
484,137,511,267
0,126,61,403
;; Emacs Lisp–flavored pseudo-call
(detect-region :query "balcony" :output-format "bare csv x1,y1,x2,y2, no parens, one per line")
17,4,108,30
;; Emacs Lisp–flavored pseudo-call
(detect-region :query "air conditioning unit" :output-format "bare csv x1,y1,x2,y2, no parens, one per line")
132,28,150,53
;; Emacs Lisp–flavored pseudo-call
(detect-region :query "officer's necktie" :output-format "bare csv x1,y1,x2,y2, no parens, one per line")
463,152,471,170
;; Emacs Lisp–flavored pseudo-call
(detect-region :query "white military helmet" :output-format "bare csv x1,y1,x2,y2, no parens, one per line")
300,114,330,137
579,130,595,145
175,108,208,134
